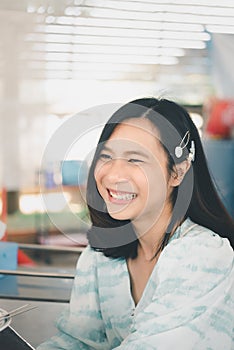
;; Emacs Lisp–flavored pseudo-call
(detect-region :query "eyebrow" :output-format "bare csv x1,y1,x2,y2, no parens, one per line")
101,145,150,159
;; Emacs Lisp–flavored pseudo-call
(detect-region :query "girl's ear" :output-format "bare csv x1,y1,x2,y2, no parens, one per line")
170,160,191,187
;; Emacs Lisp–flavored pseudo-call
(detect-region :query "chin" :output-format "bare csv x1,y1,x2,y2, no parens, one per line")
107,209,132,221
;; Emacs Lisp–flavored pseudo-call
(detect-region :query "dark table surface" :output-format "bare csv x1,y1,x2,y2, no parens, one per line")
0,298,68,347
0,265,76,347
0,266,75,302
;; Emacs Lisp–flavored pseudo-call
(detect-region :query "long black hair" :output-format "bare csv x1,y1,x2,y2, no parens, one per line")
86,97,234,259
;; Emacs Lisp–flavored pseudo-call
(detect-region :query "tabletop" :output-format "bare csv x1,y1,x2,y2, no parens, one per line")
0,298,67,347
0,266,75,302
0,246,81,346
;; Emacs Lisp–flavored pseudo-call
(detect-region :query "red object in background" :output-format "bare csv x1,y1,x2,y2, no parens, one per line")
0,187,7,241
17,249,36,266
205,99,234,138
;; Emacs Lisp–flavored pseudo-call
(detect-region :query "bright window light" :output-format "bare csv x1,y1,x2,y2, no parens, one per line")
161,31,210,41
27,5,36,13
164,12,234,26
45,53,72,61
167,0,234,8
56,16,76,25
89,8,163,21
45,61,71,70
45,16,56,24
32,43,73,52
74,36,159,46
42,61,146,73
45,71,71,79
34,54,178,66
36,23,209,42
43,70,145,80
37,6,46,14
37,24,73,34
41,45,184,57
190,113,204,130
206,25,234,34
161,40,206,49
88,6,234,24
75,0,234,15
162,4,234,16
158,57,179,65
44,34,72,43
20,194,45,214
103,0,233,6
56,53,179,65
64,7,82,16
32,26,210,41
47,17,204,33
78,17,203,32
19,192,71,214
71,1,164,12
28,35,206,51
161,22,204,32
45,60,146,72
72,26,210,41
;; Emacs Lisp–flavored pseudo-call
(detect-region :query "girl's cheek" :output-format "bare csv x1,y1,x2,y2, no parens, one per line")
94,162,102,181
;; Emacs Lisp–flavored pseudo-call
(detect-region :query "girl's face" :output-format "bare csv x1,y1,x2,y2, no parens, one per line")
94,118,175,228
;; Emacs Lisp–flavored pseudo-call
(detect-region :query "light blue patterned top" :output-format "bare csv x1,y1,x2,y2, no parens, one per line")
37,218,234,350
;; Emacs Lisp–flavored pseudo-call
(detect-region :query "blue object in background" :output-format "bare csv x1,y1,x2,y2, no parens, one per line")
203,139,234,218
61,160,88,186
44,162,57,188
0,242,18,278
0,241,18,295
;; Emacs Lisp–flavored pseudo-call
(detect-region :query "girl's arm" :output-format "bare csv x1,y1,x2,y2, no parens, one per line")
37,246,110,350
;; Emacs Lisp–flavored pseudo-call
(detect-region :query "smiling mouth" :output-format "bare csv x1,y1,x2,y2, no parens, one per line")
108,189,137,202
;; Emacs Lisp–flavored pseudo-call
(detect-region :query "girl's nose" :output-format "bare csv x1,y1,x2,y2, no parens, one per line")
105,158,130,184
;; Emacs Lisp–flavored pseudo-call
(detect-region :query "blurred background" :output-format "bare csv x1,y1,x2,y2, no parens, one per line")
0,0,234,267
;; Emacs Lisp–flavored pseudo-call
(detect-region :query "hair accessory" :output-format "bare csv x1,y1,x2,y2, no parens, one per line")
188,140,195,162
175,131,190,159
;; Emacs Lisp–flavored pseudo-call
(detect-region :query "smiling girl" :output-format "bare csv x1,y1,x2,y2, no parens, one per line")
38,98,234,350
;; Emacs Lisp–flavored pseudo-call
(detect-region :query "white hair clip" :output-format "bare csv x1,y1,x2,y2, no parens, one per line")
175,131,195,162
188,140,195,162
175,131,190,159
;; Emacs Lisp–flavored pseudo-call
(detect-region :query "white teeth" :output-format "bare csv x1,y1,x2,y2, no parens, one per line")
109,190,137,201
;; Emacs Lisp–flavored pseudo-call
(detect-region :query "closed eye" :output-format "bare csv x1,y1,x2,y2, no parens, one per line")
128,158,144,163
98,154,144,163
99,153,112,160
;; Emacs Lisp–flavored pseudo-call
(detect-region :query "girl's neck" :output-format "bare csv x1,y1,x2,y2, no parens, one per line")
133,209,173,262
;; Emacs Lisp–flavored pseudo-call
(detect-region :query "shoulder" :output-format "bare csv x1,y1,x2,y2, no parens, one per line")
75,246,99,274
160,220,233,278
76,245,119,270
155,222,233,301
176,218,233,255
